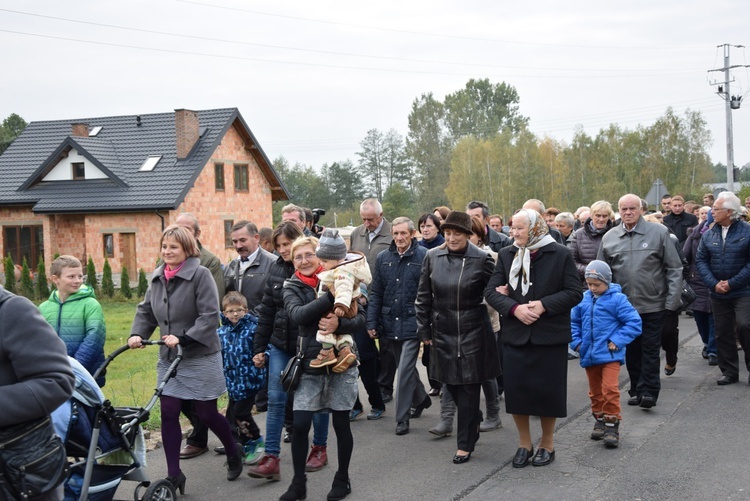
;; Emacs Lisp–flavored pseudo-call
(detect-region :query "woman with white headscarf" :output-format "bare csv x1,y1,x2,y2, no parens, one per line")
484,209,582,468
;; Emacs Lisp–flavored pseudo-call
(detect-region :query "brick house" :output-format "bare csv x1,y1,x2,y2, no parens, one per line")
0,108,288,277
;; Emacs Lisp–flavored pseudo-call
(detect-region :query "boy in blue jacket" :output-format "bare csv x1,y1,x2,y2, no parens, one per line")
219,291,267,465
571,261,641,448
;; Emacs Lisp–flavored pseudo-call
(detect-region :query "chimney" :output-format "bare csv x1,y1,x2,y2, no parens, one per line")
71,123,89,137
175,109,199,159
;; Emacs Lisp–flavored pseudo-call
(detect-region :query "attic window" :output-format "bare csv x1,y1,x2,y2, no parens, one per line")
139,155,162,172
89,126,103,137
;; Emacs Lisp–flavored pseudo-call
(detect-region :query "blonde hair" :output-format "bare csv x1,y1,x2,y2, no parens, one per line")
160,225,200,258
290,236,320,259
50,255,82,276
590,200,615,220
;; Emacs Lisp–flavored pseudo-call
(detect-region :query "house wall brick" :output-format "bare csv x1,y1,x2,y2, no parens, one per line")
175,109,199,159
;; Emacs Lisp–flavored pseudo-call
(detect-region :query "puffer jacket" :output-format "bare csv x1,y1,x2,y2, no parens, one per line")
570,218,613,283
367,238,426,340
254,256,299,355
597,216,683,313
219,312,265,400
682,221,712,313
39,284,106,385
570,283,642,368
415,242,500,385
283,276,364,373
696,219,750,300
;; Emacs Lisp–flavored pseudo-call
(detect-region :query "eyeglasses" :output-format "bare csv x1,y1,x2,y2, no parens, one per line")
711,208,729,212
293,253,317,263
224,309,247,315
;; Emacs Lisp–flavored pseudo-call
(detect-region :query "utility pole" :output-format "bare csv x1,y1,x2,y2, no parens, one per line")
708,44,749,193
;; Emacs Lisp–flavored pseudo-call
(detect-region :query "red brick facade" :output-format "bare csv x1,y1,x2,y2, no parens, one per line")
0,122,275,277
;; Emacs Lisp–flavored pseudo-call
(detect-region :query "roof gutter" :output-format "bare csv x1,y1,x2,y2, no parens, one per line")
155,209,165,232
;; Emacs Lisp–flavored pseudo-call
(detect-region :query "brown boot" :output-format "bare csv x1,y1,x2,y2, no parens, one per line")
332,346,357,373
603,415,620,448
309,348,337,368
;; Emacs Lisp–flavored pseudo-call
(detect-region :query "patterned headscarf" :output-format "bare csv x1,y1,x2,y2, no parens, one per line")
509,209,557,296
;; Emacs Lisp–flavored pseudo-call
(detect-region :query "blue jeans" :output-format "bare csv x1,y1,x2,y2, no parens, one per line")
693,310,716,356
266,345,329,456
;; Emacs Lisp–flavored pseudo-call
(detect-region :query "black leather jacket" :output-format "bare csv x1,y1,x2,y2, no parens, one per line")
254,256,298,355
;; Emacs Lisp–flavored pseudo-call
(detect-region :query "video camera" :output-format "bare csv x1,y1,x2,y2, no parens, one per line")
311,208,326,236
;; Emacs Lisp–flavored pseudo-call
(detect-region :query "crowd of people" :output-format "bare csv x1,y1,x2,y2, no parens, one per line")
7,191,750,501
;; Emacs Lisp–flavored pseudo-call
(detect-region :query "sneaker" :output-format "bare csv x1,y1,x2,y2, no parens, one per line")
332,346,357,373
247,453,281,481
367,408,385,420
283,429,292,443
243,436,265,465
309,348,337,368
349,409,363,421
305,445,328,472
708,354,718,366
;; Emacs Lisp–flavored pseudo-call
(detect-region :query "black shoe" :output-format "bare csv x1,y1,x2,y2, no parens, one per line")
165,472,186,495
280,475,307,501
226,451,243,481
284,429,292,443
708,354,718,366
717,375,739,385
452,452,471,464
410,395,432,419
327,471,351,501
627,395,641,406
395,421,410,435
531,447,555,467
214,445,226,455
428,387,441,397
381,393,393,404
639,395,655,409
512,447,534,468
664,364,676,376
702,346,709,359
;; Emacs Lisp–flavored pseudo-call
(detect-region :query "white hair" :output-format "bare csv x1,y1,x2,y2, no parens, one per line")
360,198,383,215
717,192,742,220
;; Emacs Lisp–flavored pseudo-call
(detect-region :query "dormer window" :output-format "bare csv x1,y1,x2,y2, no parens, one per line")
89,126,103,137
139,155,162,172
72,162,85,180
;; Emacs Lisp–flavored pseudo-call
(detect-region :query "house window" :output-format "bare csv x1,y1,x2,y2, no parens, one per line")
234,164,248,191
103,234,114,257
224,220,234,248
215,163,225,191
3,225,44,270
72,162,85,180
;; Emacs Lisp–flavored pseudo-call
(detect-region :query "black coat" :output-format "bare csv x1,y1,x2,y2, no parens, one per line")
484,242,583,347
254,256,298,356
415,242,500,385
283,276,365,372
664,211,698,245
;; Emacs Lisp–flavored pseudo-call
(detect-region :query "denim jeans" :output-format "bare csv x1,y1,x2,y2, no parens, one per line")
693,310,716,355
266,345,329,456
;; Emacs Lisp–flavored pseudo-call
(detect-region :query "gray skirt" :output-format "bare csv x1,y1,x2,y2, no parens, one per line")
157,351,227,400
293,366,359,412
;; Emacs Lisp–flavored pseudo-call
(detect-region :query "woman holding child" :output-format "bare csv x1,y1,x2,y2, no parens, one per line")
279,236,363,501
128,225,243,493
484,209,582,468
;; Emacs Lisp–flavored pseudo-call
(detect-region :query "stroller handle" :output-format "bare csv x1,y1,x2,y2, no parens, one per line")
92,340,183,381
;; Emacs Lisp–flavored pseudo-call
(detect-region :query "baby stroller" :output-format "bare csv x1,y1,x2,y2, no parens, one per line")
52,341,182,501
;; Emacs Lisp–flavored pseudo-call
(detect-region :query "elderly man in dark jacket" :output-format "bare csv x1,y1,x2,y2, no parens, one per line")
367,217,429,435
0,284,75,500
696,192,750,385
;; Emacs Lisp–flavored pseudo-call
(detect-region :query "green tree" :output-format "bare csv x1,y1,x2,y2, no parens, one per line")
86,257,98,293
20,258,34,300
120,266,132,299
137,268,148,297
0,113,27,155
3,256,14,293
272,156,331,224
356,129,386,200
321,160,365,210
101,259,115,298
382,182,416,221
444,79,528,140
36,257,50,300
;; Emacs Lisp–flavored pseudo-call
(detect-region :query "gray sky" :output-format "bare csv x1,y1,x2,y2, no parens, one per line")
1,0,748,185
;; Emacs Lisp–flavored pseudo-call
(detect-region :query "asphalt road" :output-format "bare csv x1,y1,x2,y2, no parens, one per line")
114,315,750,500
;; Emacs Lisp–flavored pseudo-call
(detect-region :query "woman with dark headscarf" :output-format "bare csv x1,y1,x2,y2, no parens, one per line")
415,211,499,464
485,209,582,468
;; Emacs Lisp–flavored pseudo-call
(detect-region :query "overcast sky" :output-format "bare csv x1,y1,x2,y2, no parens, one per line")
1,0,748,184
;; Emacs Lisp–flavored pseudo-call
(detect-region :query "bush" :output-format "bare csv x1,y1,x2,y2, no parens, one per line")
101,259,115,298
3,255,14,293
137,269,148,297
36,257,50,299
86,257,98,293
20,258,34,300
120,266,132,299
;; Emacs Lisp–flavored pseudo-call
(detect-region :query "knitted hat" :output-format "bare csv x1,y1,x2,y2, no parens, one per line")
584,260,612,285
316,228,347,261
440,211,473,235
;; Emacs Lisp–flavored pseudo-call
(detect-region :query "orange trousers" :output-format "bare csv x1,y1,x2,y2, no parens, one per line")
585,362,622,419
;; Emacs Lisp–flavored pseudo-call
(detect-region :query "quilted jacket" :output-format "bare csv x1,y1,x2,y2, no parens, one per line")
219,312,266,400
696,219,750,300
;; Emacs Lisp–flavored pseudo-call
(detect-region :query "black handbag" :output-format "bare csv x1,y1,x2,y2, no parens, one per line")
0,416,69,500
681,280,696,310
280,337,309,393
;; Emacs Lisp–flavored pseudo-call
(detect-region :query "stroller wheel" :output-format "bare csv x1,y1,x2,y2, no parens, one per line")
141,479,177,501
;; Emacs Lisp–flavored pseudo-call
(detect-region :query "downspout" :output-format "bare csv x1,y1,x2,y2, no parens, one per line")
155,209,165,231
